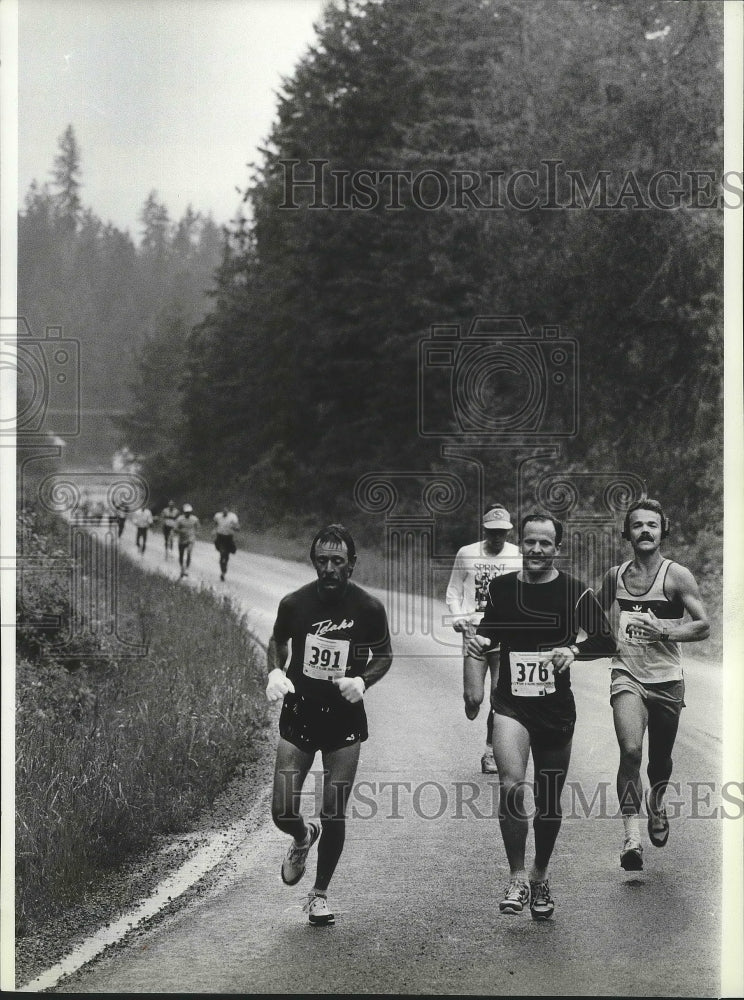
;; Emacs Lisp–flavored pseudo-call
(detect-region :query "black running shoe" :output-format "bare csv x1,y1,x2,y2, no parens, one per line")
620,838,644,871
646,791,670,847
529,879,555,920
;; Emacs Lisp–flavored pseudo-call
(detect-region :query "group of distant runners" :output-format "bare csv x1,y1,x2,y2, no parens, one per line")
265,498,709,926
112,500,241,581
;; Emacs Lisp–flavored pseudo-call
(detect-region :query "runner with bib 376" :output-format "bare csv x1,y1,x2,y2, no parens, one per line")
467,512,615,920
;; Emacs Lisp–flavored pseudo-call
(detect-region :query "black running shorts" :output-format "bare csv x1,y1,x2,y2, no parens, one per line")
491,692,575,750
279,692,368,754
215,534,237,555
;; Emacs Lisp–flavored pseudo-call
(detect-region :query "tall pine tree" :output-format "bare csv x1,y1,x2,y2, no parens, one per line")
180,0,722,538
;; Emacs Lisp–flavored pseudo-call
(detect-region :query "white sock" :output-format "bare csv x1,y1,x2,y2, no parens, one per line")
622,814,641,841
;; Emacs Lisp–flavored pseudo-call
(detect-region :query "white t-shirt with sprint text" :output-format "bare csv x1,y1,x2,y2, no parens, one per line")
446,540,522,623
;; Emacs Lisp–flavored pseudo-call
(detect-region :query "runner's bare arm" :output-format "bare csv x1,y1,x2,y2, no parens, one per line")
596,567,618,613
445,551,468,630
333,645,392,703
473,581,503,654
361,652,392,688
466,634,492,659
633,564,710,643
266,635,294,701
333,676,366,703
266,635,289,673
668,564,710,639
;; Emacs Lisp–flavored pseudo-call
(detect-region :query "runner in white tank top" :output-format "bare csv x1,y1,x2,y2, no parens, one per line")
598,500,710,872
614,557,686,683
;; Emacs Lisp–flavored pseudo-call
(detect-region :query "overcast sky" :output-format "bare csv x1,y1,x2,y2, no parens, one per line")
18,0,327,238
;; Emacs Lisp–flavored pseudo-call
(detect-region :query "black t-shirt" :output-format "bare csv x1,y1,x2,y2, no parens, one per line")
272,580,392,705
477,571,614,706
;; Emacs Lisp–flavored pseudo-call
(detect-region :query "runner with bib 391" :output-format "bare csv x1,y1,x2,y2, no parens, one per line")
467,512,615,921
265,524,393,927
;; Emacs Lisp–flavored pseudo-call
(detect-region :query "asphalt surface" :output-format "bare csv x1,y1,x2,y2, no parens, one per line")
47,524,730,996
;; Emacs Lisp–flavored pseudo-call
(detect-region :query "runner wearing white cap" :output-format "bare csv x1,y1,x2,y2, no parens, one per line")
446,503,522,772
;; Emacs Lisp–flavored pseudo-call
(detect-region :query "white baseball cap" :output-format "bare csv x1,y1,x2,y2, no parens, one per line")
182,503,193,513
482,505,512,529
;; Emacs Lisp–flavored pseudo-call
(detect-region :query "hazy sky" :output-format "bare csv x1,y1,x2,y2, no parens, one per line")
18,0,327,237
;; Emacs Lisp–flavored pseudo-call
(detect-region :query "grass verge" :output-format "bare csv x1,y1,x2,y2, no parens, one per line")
15,505,269,937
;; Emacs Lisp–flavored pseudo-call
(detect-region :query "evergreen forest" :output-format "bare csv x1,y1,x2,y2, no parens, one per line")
18,0,724,563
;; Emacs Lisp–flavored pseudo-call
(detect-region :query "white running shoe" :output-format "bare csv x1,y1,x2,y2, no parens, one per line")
281,821,321,885
499,877,530,914
303,892,335,926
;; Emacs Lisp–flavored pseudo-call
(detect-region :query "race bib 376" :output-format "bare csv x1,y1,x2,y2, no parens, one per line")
509,651,556,697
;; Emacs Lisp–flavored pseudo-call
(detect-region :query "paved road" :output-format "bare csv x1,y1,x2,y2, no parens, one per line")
52,525,729,995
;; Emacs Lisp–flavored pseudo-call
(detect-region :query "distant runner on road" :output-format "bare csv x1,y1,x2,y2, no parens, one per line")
110,503,128,538
213,505,240,581
159,500,180,557
131,505,154,555
468,512,615,921
446,502,522,774
265,523,393,926
174,504,200,578
597,498,710,872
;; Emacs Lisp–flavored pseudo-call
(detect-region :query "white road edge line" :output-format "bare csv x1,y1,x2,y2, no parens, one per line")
18,787,272,993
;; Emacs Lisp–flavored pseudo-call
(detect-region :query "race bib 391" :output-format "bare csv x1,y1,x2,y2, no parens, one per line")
303,634,350,680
